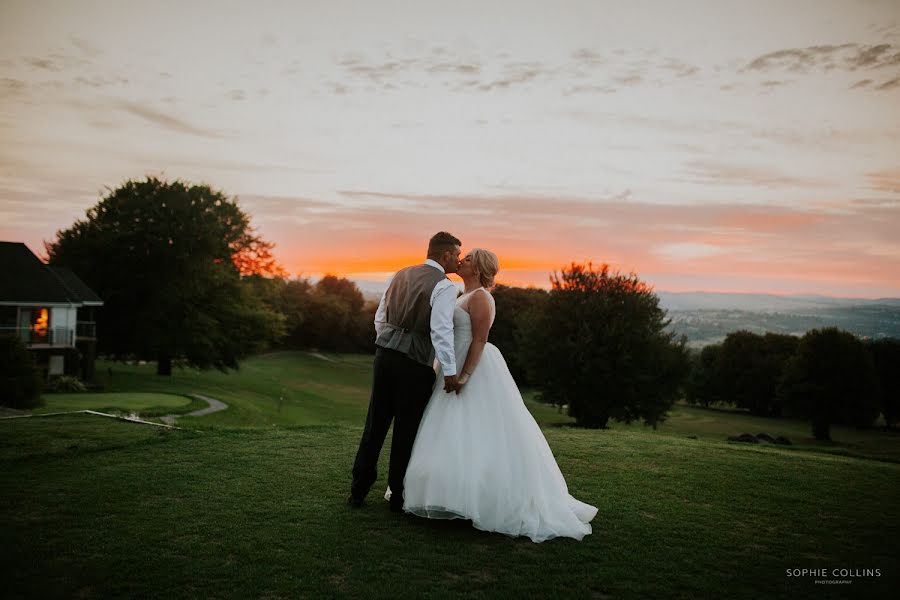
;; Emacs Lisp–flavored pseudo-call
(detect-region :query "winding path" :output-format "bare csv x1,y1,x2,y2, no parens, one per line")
0,394,228,429
159,394,228,425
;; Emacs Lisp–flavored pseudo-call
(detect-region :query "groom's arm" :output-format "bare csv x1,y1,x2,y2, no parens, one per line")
373,290,388,337
373,275,394,337
430,281,457,377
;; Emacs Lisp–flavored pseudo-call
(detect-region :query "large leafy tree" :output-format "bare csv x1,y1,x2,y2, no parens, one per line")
523,263,689,429
490,284,548,386
868,338,900,429
684,343,725,409
715,331,799,416
777,328,879,441
45,177,285,375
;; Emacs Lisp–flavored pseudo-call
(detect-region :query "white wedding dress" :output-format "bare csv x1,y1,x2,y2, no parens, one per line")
386,288,597,543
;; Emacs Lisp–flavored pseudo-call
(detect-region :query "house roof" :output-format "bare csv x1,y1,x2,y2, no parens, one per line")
0,241,104,306
50,267,104,305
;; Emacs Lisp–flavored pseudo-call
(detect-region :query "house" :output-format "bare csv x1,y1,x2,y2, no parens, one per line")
0,241,103,380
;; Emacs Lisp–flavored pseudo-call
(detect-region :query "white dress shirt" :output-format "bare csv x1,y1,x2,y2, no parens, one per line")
374,259,458,376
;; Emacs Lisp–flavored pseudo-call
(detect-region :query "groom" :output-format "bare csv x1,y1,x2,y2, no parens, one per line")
348,231,462,512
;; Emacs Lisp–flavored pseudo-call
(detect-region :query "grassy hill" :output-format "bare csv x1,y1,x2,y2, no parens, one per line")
2,352,898,598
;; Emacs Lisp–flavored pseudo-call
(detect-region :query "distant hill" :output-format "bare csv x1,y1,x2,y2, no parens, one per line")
657,293,900,347
656,291,900,312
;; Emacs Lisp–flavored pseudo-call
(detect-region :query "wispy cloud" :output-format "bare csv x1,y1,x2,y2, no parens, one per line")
69,36,104,58
115,101,225,138
745,43,900,74
0,77,27,98
875,76,900,90
23,57,63,72
683,160,831,189
867,170,900,194
331,45,703,96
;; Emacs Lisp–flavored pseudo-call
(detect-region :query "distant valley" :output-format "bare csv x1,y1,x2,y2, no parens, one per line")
657,292,900,347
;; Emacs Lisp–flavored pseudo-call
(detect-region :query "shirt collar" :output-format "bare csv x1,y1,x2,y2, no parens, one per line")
424,258,445,273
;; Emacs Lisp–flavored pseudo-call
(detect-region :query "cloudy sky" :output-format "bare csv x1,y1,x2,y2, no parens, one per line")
1,0,899,296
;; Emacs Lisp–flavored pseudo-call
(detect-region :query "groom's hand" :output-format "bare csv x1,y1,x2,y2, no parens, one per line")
443,375,459,393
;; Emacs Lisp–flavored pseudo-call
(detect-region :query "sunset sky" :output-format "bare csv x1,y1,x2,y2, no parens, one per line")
1,0,899,297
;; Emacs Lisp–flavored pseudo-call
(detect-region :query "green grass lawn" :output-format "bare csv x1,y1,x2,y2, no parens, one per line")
2,351,898,598
1,415,897,599
83,354,900,463
90,352,375,427
605,403,900,464
34,392,197,416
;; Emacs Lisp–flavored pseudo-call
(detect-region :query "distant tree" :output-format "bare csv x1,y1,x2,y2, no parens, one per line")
303,292,353,351
316,275,365,315
490,285,548,386
45,176,285,375
242,273,288,309
276,278,315,348
868,338,900,429
684,343,725,408
761,332,800,415
778,328,879,441
275,275,374,353
717,331,769,413
715,331,799,416
523,263,689,428
0,335,42,409
346,301,379,354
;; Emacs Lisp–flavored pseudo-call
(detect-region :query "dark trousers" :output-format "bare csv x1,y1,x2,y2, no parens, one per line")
351,347,436,508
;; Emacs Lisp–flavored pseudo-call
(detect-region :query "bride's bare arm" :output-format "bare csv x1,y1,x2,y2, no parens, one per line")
457,291,493,390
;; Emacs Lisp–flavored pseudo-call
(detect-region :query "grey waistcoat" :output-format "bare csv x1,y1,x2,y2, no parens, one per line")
375,264,448,367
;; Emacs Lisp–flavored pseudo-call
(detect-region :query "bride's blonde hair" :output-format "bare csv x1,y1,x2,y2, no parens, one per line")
469,248,500,288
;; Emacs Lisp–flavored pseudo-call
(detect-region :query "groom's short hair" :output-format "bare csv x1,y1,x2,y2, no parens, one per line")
427,232,461,258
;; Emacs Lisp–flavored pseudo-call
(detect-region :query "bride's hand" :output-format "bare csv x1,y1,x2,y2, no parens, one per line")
455,372,470,393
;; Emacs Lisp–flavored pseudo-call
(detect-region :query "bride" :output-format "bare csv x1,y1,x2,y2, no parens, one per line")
386,248,597,543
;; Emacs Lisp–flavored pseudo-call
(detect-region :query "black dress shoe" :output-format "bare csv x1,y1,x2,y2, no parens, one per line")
347,493,364,507
389,500,404,513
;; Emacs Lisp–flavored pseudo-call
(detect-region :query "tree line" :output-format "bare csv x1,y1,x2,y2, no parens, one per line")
489,280,899,440
683,329,899,440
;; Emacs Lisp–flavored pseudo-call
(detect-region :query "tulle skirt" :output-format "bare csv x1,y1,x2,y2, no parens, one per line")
391,343,597,543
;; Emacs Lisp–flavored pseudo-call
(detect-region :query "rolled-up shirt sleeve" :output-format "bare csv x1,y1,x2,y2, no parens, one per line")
430,281,457,376
373,291,388,337
373,276,393,337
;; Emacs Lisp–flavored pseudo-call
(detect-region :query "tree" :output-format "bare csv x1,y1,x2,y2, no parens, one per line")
715,331,798,416
276,278,315,348
523,263,689,428
490,285,548,386
777,328,879,441
716,331,768,413
274,275,375,353
684,343,725,408
0,335,42,409
761,332,800,415
316,275,365,315
45,176,285,375
868,338,900,429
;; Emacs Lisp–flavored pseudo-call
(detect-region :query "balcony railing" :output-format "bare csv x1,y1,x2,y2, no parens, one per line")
76,321,97,340
0,326,75,347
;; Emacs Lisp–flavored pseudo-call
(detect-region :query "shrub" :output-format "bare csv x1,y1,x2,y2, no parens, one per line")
0,335,43,409
46,375,88,393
